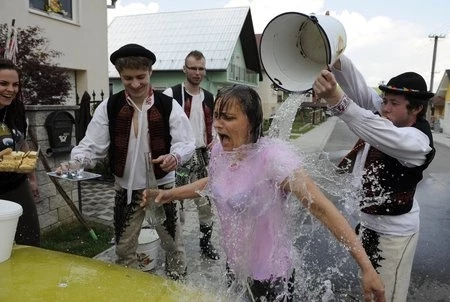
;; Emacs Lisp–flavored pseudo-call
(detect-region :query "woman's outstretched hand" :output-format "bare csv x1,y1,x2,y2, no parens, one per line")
361,269,386,302
140,188,172,208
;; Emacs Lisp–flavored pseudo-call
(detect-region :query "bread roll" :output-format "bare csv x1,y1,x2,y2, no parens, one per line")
0,147,13,158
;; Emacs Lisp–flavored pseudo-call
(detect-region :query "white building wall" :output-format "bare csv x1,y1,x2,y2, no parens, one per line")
255,74,282,119
0,1,109,102
443,102,450,134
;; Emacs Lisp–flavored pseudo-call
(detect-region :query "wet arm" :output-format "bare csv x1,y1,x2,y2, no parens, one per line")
332,55,382,113
284,168,385,301
143,177,208,207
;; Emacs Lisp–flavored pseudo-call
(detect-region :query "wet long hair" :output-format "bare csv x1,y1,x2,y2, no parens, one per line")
215,85,263,143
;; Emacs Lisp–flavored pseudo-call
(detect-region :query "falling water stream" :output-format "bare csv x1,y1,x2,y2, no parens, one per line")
266,94,363,301
267,93,306,141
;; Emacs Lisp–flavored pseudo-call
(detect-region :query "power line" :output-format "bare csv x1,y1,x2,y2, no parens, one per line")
431,21,450,36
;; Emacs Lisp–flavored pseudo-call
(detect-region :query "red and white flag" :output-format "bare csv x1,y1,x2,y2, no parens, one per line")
4,19,18,64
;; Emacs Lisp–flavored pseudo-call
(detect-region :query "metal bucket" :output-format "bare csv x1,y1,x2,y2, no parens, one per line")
260,12,347,93
136,228,160,271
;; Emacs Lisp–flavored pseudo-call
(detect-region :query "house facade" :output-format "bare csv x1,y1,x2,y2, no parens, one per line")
434,70,450,134
1,1,111,231
254,34,285,118
1,1,110,103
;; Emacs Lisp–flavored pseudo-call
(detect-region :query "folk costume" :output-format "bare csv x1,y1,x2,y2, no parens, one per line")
163,83,220,260
72,43,195,279
331,55,435,302
72,89,195,277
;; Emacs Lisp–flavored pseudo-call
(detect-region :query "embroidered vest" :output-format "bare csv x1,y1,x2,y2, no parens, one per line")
107,90,173,179
171,83,214,144
339,118,435,216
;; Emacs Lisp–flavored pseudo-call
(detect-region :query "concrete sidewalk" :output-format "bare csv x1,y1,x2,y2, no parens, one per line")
291,116,338,153
432,130,450,148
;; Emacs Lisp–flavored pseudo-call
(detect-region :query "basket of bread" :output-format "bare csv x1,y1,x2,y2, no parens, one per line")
0,148,38,173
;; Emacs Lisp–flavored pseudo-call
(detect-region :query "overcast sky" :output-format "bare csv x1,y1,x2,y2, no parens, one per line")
107,0,450,90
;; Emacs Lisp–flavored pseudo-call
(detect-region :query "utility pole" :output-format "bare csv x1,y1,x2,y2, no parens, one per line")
429,34,446,92
427,34,445,124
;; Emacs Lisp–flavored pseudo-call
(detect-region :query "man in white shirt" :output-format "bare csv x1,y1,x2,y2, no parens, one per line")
313,55,435,301
71,44,195,280
163,50,219,260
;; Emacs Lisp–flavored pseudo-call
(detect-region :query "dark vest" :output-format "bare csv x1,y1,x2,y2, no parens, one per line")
107,90,173,179
340,118,435,216
170,83,214,145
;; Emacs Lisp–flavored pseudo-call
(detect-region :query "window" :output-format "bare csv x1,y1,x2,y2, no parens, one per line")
29,0,74,20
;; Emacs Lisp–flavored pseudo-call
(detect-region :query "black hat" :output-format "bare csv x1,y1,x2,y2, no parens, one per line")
379,72,434,99
110,43,156,65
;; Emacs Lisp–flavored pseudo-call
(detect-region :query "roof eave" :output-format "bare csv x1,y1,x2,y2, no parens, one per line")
240,9,263,81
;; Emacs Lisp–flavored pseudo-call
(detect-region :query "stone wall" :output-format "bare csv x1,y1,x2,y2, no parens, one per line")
25,105,80,233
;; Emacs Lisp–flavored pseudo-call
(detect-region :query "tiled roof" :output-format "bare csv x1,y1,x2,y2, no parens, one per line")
108,6,258,78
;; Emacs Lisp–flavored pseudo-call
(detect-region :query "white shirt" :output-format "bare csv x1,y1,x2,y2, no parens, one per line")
71,92,195,203
332,55,432,236
163,84,207,148
189,92,207,148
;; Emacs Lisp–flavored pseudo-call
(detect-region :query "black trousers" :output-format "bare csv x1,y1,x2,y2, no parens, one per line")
0,179,40,246
226,262,295,301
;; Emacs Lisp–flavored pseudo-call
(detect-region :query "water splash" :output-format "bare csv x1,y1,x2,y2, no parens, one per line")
266,93,365,300
268,93,308,141
321,280,336,301
92,93,366,301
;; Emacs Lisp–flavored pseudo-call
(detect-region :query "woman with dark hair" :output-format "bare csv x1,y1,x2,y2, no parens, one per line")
143,85,385,301
0,58,40,246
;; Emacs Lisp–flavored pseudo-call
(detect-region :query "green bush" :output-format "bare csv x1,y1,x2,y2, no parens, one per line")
263,118,272,132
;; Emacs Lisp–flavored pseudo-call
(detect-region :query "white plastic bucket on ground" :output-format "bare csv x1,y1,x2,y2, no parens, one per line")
0,199,23,263
260,12,347,93
136,228,160,271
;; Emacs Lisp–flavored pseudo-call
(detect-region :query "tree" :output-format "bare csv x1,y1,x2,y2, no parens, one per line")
0,24,71,105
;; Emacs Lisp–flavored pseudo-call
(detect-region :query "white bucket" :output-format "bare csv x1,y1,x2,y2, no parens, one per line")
260,12,347,93
136,228,160,271
0,199,23,263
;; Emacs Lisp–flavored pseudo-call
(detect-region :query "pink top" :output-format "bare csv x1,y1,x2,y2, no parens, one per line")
206,137,302,281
